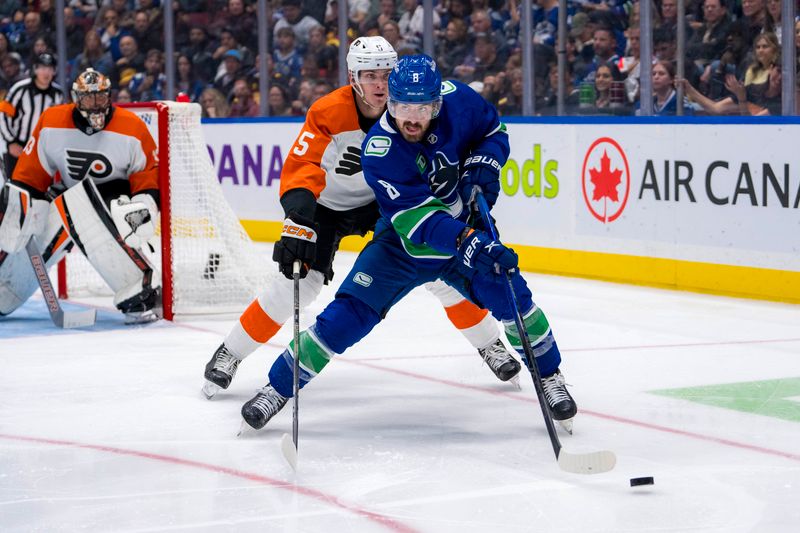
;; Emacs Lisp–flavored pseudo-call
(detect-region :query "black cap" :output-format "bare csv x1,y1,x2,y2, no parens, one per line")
34,53,56,68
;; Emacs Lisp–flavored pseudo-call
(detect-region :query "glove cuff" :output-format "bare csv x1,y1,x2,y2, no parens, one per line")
281,214,318,243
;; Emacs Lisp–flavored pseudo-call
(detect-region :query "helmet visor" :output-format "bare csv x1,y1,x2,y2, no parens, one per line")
388,98,441,121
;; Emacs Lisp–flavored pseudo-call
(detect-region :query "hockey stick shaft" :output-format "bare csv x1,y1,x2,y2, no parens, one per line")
291,260,301,453
472,193,562,460
25,237,96,329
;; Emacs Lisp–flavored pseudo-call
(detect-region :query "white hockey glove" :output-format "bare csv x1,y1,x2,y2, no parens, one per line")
0,182,50,254
110,193,158,249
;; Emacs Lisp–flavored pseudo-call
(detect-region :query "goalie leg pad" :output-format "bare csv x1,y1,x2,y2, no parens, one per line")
0,182,50,254
55,179,161,313
224,269,325,358
0,209,74,316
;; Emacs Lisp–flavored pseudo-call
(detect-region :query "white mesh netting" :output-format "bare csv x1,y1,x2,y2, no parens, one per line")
61,102,276,317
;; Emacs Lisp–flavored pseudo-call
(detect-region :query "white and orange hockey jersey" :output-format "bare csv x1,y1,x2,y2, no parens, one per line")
11,103,158,197
281,86,376,211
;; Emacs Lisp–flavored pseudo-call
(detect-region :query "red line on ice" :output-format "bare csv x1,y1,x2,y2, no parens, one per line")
0,433,419,533
344,359,800,464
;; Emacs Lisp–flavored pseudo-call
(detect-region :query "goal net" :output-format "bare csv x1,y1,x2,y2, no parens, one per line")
57,102,276,319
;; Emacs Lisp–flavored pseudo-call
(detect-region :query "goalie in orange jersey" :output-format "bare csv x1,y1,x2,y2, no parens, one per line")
202,37,520,398
0,69,161,323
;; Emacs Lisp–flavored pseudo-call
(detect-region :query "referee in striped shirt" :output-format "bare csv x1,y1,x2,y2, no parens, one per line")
1,53,63,180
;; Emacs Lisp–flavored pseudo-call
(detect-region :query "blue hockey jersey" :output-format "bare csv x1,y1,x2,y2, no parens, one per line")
361,80,509,263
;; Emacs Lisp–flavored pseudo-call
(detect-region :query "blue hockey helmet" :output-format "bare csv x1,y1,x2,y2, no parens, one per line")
387,54,442,121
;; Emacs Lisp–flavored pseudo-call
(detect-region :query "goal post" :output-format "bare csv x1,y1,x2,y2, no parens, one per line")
57,101,275,320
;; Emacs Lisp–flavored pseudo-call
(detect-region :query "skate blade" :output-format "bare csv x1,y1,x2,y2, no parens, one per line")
557,417,574,435
280,433,298,470
509,374,521,390
237,420,254,437
201,381,221,399
124,310,161,325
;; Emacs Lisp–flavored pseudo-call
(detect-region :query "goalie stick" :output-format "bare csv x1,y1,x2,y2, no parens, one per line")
25,237,96,329
280,259,302,470
472,191,616,475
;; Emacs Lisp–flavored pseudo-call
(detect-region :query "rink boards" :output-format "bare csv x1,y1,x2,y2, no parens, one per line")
199,116,800,304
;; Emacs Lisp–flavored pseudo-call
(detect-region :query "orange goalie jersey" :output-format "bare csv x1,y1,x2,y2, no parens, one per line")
280,85,375,211
11,103,158,198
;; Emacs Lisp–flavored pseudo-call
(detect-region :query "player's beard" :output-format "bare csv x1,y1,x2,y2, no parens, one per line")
399,120,426,143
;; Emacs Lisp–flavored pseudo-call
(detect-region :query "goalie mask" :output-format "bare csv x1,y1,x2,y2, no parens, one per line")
72,68,112,132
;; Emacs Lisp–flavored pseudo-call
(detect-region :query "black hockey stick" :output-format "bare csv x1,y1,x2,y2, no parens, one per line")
472,191,615,475
280,259,302,470
25,237,96,329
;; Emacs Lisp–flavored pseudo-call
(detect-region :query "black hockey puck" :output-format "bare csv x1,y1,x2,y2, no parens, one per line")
629,476,655,487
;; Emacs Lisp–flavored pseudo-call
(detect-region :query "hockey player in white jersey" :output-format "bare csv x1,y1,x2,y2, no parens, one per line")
0,68,161,323
203,37,520,398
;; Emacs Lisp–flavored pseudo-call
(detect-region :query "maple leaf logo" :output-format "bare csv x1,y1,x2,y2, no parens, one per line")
589,150,622,202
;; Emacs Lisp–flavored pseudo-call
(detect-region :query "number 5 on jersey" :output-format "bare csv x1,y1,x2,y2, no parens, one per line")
293,131,315,156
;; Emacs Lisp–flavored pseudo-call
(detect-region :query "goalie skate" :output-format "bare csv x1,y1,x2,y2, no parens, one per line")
541,369,577,434
478,339,521,388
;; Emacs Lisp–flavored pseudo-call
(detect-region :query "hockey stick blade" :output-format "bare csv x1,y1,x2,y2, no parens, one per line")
26,239,96,329
280,432,298,470
558,449,617,475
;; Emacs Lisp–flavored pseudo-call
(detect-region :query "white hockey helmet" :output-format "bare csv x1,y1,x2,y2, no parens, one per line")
347,36,397,101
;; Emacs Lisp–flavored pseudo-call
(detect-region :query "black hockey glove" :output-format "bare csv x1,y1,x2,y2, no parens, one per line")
459,154,502,208
272,213,319,279
456,228,518,282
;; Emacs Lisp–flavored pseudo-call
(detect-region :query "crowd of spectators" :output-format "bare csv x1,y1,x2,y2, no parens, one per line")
0,0,797,117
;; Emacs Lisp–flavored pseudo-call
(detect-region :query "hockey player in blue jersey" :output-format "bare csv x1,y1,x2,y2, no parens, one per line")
240,54,577,433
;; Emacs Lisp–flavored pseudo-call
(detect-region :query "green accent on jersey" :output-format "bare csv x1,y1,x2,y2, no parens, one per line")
652,378,800,423
290,329,333,376
391,197,454,259
365,136,392,157
499,122,507,133
415,153,428,174
441,80,457,95
504,307,551,349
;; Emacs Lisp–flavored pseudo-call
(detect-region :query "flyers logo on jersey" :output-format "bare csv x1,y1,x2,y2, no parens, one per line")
66,150,113,181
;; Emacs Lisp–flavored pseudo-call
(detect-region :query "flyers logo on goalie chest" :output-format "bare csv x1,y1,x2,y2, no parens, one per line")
66,150,113,181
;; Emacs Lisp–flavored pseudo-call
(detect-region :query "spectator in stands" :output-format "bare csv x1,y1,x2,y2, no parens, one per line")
267,84,293,116
291,78,316,115
532,0,561,48
653,28,677,62
658,0,694,41
436,18,470,76
115,86,132,103
214,48,244,97
311,79,333,103
453,32,504,84
138,0,164,32
132,9,163,56
181,26,216,83
589,62,624,113
680,33,782,115
686,0,732,73
362,0,398,35
0,33,9,73
116,35,144,88
213,28,255,72
199,87,230,118
399,0,440,50
637,60,695,115
539,62,580,115
29,36,52,66
38,0,56,33
0,52,23,91
274,0,323,52
0,0,21,22
11,11,42,62
347,0,371,28
306,25,337,80
765,0,783,44
733,0,768,48
228,77,259,117
272,26,303,95
70,30,116,86
129,49,166,101
495,67,523,115
211,0,257,51
577,26,619,84
175,53,205,103
381,20,415,55
63,7,86,61
699,22,750,98
99,8,131,62
69,0,99,20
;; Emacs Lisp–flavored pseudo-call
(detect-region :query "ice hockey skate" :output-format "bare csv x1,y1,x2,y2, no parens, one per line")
478,339,521,387
239,384,288,433
202,343,240,399
541,369,577,434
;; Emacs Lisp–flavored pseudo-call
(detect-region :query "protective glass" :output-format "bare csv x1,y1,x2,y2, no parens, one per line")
388,99,442,121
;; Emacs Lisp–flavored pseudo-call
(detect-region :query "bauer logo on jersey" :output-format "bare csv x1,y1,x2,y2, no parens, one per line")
364,136,392,157
65,150,113,181
353,272,373,287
